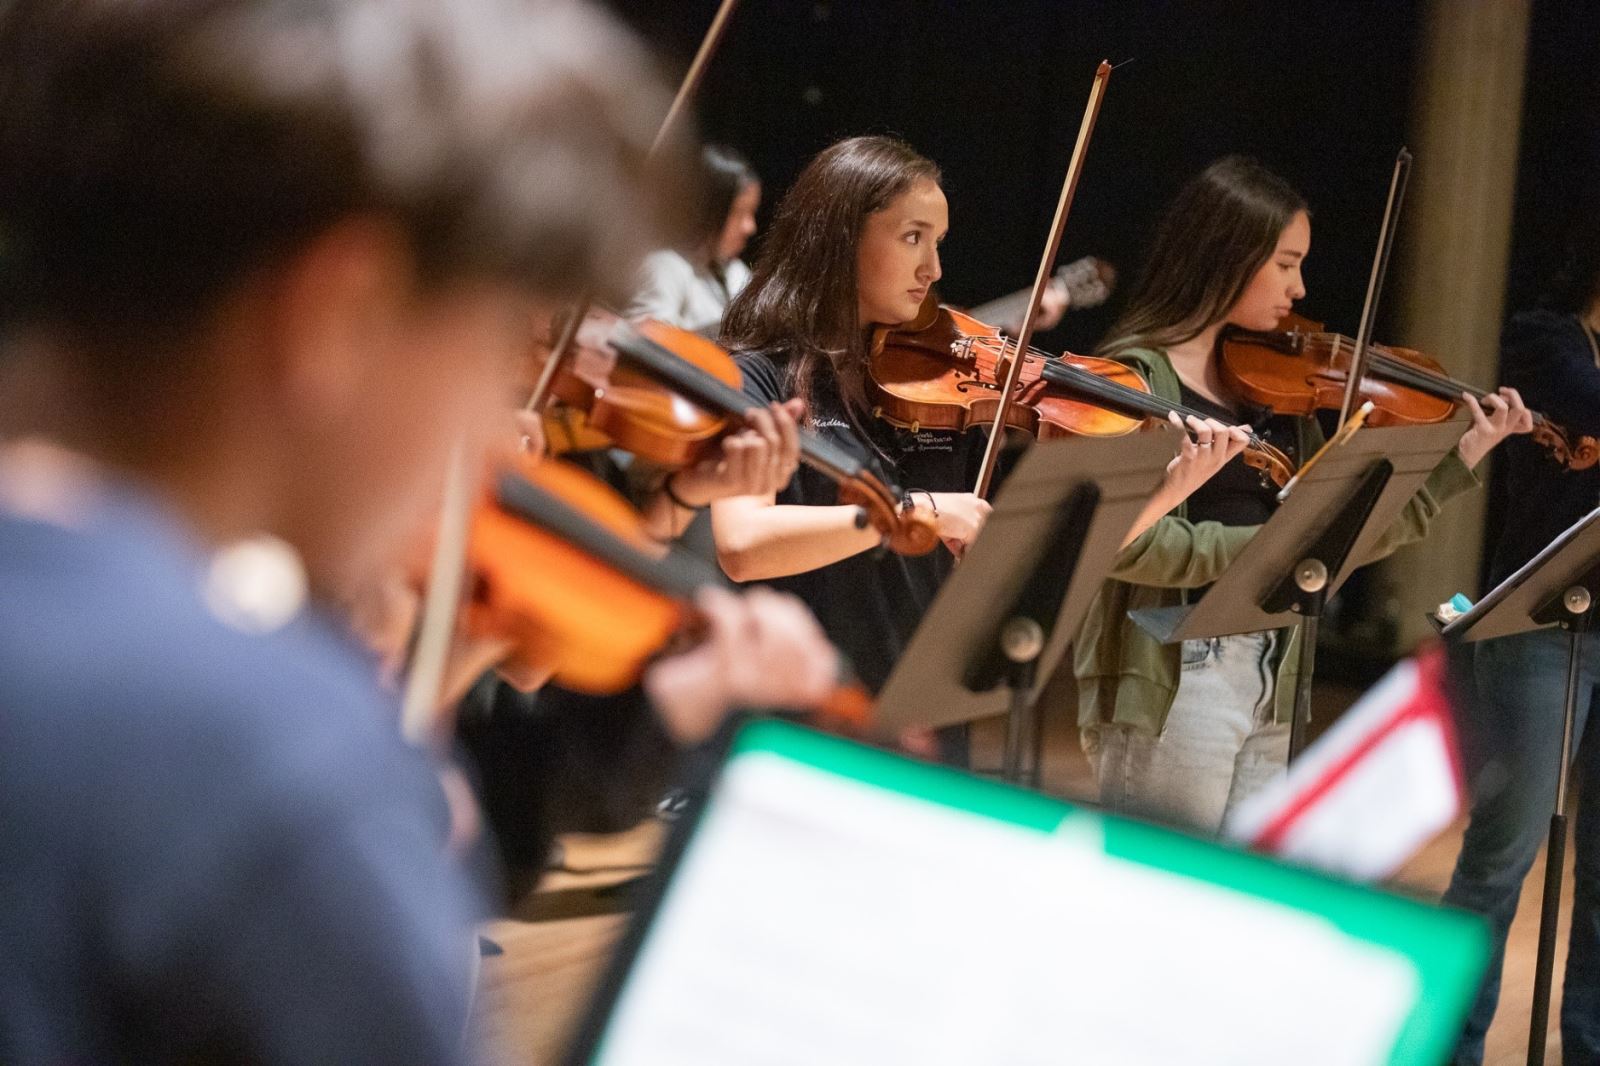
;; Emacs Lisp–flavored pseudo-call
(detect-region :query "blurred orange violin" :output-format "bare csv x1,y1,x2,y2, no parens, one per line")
532,312,940,555
464,453,873,731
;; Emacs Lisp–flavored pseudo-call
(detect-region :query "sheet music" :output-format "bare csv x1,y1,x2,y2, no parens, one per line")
591,752,1419,1065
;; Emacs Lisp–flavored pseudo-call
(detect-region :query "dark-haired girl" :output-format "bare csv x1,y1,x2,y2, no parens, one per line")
627,143,761,336
710,136,1244,753
1072,155,1530,834
1442,202,1600,1066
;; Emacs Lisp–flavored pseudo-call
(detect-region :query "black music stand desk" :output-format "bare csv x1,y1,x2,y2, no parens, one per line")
1129,420,1464,760
874,432,1175,783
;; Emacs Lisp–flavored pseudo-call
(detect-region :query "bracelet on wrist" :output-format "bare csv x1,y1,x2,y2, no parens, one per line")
663,473,706,512
900,489,937,517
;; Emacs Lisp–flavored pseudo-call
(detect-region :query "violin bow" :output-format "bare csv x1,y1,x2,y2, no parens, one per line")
972,60,1113,499
398,443,477,745
523,0,743,415
1338,147,1413,427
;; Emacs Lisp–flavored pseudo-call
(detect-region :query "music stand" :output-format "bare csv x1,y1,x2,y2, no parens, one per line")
874,432,1175,784
1439,504,1600,1066
1129,420,1465,762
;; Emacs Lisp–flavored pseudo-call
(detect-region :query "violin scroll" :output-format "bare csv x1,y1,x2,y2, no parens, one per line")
836,472,941,555
1239,437,1296,490
1531,420,1600,472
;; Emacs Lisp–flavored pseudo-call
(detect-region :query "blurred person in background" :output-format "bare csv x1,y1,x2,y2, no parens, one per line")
627,143,761,337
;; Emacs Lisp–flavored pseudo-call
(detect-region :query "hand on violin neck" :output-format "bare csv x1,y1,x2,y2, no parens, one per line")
1122,413,1250,548
642,586,839,745
1167,412,1252,481
666,399,805,509
1456,386,1534,469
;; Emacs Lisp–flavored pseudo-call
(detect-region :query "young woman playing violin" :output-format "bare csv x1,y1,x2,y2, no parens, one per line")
711,135,1245,762
1072,155,1532,834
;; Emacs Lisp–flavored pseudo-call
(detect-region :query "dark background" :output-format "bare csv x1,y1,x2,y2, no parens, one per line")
606,0,1600,645
607,0,1600,361
605,0,1425,353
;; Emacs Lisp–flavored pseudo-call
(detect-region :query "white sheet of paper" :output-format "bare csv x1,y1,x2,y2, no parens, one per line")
593,751,1419,1065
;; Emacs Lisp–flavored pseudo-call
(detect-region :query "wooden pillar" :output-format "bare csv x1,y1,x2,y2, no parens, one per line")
1373,0,1531,649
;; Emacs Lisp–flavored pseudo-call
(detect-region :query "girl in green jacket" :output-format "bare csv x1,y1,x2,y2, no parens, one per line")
1073,156,1532,834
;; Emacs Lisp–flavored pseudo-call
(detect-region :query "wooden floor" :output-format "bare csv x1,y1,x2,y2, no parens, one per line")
473,709,1576,1065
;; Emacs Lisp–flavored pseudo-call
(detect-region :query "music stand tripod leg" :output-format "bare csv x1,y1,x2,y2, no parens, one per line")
1264,460,1392,765
1527,590,1592,1066
1287,587,1326,764
999,620,1043,784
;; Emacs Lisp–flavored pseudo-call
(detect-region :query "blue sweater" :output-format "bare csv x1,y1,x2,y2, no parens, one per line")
0,484,484,1065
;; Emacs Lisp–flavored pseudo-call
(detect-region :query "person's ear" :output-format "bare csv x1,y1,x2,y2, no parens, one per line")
265,218,417,427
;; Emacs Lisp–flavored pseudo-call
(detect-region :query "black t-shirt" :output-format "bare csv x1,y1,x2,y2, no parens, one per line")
735,349,990,692
1178,383,1301,528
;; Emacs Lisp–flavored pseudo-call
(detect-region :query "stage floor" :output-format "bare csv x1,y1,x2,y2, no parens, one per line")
474,705,1572,1066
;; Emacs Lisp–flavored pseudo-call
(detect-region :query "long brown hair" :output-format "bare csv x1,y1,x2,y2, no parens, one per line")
1098,156,1307,356
721,135,940,424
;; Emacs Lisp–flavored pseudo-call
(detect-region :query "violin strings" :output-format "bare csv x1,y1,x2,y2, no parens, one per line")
1317,333,1482,401
1034,353,1275,452
962,335,1283,460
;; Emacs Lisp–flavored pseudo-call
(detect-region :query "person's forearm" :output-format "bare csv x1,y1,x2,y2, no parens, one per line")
714,503,881,581
638,485,696,541
1121,484,1184,548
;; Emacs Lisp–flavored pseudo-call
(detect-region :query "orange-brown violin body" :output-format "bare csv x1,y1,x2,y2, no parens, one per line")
869,296,1296,488
1223,311,1598,471
540,318,739,467
868,297,1146,439
531,313,939,555
1220,312,1457,427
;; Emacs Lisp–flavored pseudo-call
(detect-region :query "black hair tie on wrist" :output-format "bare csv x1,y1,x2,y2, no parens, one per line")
900,488,937,517
663,473,706,512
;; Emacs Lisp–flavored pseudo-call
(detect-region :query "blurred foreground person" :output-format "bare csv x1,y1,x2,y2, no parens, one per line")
0,0,685,1062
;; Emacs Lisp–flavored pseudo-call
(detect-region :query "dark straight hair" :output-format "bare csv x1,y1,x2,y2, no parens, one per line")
721,134,940,425
0,0,691,367
1098,155,1307,356
693,143,759,254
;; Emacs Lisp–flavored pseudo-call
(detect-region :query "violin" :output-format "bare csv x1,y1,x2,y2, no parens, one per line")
868,295,1296,488
1220,312,1595,469
532,311,941,555
465,452,872,731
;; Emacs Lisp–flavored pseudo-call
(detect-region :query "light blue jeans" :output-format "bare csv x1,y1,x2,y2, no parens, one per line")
1085,630,1286,835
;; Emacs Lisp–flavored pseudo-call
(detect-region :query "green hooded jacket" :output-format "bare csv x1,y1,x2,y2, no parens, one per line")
1071,345,1482,736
